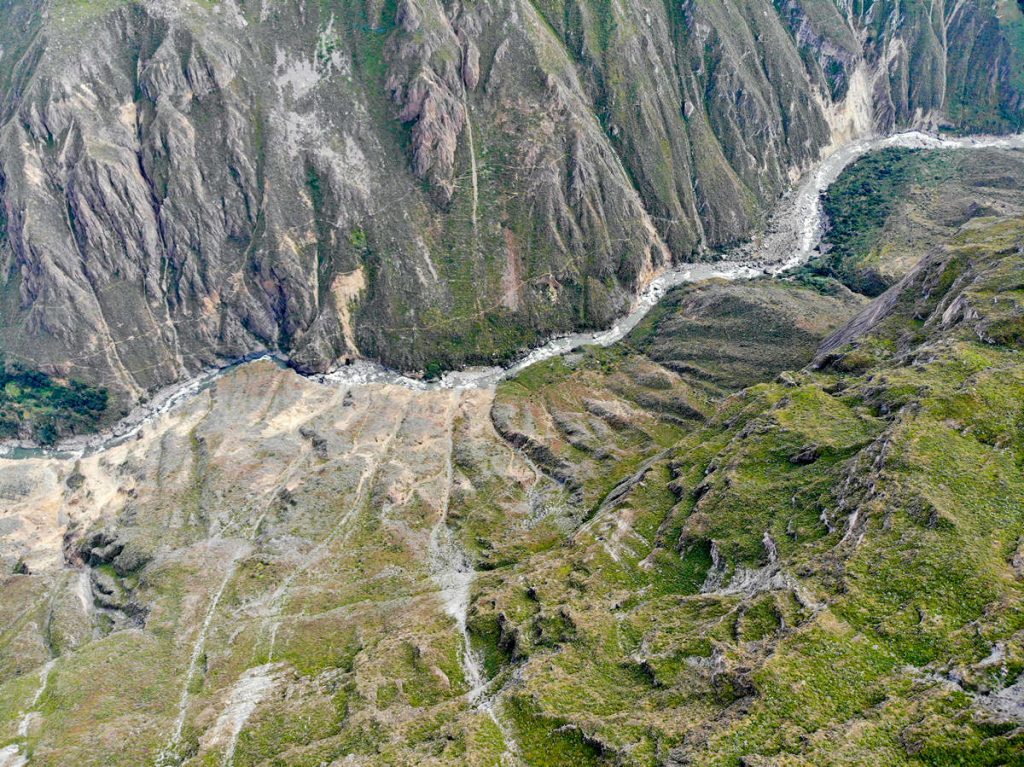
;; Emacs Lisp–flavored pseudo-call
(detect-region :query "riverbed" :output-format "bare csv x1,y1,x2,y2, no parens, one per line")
5,129,1022,460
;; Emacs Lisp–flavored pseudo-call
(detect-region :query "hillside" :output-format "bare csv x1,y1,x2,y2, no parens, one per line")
1,0,1023,404
1,201,1022,765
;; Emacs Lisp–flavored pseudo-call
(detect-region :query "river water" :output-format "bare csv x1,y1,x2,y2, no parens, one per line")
5,130,1023,460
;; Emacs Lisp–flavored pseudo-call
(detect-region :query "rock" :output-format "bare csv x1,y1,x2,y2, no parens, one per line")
778,371,800,387
112,544,151,577
299,426,329,459
1,0,1018,404
1011,540,1024,579
462,41,480,90
789,444,821,465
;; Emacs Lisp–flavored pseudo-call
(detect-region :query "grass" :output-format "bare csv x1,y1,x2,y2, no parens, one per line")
48,0,133,27
469,215,1024,764
505,696,609,767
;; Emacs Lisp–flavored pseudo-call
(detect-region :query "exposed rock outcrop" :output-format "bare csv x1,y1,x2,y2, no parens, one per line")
0,0,1021,406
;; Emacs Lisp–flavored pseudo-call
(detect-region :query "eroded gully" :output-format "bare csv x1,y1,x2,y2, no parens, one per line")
3,129,1023,766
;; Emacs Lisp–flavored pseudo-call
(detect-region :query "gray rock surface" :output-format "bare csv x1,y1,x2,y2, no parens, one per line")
0,0,1021,406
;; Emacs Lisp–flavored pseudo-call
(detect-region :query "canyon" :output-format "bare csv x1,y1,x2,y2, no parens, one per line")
1,0,1024,763
1,139,1023,765
1,0,1023,407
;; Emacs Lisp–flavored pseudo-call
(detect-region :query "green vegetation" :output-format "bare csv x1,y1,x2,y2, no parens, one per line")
506,696,609,767
475,214,1024,765
3,112,1024,764
823,148,929,292
790,148,944,295
0,361,108,444
790,147,1024,300
625,278,866,395
48,0,134,27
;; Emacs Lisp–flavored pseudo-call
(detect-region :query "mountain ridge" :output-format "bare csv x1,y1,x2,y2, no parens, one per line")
1,0,1022,406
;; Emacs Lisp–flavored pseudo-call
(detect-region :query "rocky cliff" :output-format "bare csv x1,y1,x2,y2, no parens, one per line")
0,0,1022,404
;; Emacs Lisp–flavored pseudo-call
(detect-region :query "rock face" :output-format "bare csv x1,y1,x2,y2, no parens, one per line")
0,0,1022,404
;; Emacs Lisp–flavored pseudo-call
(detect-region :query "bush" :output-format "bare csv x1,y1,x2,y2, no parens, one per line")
0,359,109,443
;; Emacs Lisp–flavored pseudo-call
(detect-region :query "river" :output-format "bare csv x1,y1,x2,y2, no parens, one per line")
4,129,1022,460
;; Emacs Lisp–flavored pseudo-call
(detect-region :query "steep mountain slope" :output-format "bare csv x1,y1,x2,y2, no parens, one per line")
2,188,1023,764
479,213,1024,766
1,0,1022,404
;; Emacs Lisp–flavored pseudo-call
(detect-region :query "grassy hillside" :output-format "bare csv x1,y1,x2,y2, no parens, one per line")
474,214,1024,765
790,147,1024,296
